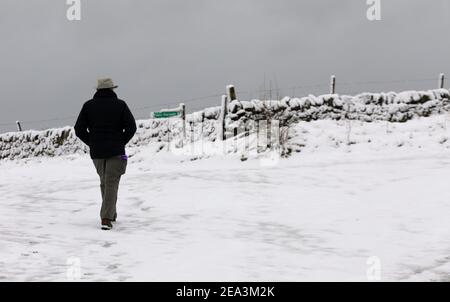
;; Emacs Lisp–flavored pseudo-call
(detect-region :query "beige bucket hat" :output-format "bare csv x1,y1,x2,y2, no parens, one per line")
96,78,118,90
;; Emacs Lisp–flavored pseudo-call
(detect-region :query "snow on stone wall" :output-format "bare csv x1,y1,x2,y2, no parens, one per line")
1,89,449,160
0,127,86,160
0,117,214,160
225,89,450,123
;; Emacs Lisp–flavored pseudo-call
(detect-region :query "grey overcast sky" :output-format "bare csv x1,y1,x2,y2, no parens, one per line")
0,0,449,132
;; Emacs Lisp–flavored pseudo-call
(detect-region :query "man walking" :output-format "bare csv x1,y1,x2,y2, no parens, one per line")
75,78,137,230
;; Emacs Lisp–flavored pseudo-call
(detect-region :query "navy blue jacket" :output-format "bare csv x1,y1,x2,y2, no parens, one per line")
74,89,137,159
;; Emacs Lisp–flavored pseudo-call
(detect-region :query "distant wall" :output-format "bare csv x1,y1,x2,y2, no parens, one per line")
225,89,450,123
1,89,449,160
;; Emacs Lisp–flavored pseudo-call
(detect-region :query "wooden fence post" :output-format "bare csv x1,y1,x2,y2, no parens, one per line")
226,85,238,139
330,75,336,94
219,95,228,140
439,73,445,89
226,85,237,101
180,103,186,141
16,120,22,132
189,121,194,144
201,111,205,139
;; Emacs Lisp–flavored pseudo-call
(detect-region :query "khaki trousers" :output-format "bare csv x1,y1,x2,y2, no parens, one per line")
92,155,127,220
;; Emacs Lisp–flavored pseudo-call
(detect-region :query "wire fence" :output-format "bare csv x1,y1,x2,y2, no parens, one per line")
0,75,446,133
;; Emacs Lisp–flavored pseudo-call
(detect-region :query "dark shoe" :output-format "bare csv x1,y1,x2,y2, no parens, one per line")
101,219,113,230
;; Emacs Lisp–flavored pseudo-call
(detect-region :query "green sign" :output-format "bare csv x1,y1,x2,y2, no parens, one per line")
153,111,179,118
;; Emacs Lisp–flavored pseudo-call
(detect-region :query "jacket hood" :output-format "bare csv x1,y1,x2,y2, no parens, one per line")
93,89,118,100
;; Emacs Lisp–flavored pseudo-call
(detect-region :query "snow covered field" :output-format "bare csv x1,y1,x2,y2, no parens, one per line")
1,116,450,281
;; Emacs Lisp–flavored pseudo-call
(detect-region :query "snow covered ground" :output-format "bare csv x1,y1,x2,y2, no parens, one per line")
0,116,449,281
